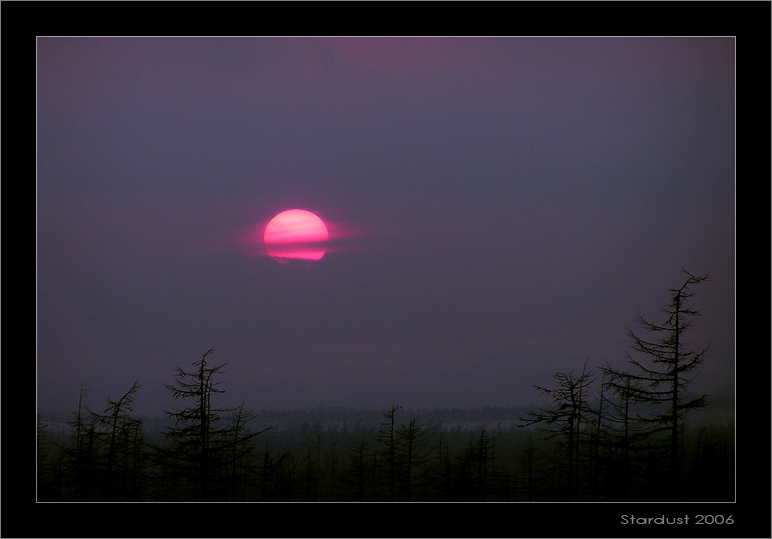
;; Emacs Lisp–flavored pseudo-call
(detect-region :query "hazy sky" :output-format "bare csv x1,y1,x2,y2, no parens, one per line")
37,37,735,416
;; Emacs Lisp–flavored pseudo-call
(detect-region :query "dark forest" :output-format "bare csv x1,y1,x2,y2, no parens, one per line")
36,271,734,502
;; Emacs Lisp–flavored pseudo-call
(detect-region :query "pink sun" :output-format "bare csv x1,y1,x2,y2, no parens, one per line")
263,209,329,264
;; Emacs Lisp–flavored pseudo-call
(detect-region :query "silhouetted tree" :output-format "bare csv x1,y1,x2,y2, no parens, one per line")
340,435,374,501
61,383,101,500
429,424,451,499
515,431,544,501
91,380,143,499
605,269,710,499
520,359,595,500
395,416,433,500
444,427,499,500
298,434,322,501
376,404,402,500
37,414,57,500
224,402,269,501
594,367,650,499
255,443,297,501
160,348,237,500
585,371,607,497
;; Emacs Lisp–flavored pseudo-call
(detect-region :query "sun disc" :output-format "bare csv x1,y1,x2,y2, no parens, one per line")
264,209,329,264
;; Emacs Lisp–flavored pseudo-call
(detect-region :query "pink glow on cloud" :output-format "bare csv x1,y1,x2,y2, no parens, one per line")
37,37,734,118
324,37,483,78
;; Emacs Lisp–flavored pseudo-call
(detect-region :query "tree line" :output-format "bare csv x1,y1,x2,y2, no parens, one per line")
36,270,733,502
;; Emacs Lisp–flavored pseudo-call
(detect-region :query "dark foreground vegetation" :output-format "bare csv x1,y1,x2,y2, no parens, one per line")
37,402,733,502
36,270,734,502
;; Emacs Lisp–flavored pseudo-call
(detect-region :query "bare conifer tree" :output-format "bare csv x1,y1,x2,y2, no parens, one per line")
395,416,433,501
224,402,269,501
519,359,595,500
63,383,99,500
161,348,237,500
605,269,711,499
94,380,142,499
376,404,402,500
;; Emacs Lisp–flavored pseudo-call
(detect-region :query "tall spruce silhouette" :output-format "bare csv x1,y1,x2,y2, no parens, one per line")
604,269,710,499
160,348,237,500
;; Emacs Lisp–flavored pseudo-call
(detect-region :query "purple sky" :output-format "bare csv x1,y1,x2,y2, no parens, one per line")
37,37,735,416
